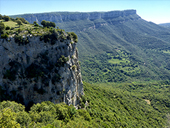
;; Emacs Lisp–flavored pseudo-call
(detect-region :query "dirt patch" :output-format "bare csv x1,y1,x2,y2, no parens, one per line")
144,99,151,105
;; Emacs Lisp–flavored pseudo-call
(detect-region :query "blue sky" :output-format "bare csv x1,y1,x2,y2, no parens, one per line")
0,0,169,24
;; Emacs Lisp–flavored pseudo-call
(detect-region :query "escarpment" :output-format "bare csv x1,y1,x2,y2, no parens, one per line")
13,10,140,25
0,30,84,107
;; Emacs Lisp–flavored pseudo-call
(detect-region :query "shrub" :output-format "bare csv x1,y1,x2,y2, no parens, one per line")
68,32,78,43
1,33,8,39
33,21,39,26
0,14,2,20
16,20,22,27
56,55,69,67
16,17,28,24
3,15,10,21
40,30,59,44
14,35,29,45
77,109,91,121
10,27,14,30
41,20,56,28
0,108,20,128
5,26,10,30
16,111,31,127
72,65,77,71
0,22,5,33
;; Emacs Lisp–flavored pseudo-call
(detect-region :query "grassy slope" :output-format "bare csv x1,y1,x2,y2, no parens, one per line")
2,20,33,30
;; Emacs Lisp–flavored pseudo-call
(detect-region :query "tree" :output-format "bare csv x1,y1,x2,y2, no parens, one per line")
3,15,10,21
0,14,2,20
5,26,10,30
0,22,5,33
41,20,46,27
50,22,56,28
0,108,20,128
16,20,22,27
33,21,39,26
16,17,28,24
41,20,56,28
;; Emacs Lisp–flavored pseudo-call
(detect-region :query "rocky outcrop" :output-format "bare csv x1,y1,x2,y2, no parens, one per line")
15,10,137,24
0,34,83,107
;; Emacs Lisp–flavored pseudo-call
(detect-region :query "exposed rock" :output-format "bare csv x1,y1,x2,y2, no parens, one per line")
15,10,138,24
0,35,83,107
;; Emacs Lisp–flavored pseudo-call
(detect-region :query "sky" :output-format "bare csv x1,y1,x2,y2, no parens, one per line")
0,0,170,24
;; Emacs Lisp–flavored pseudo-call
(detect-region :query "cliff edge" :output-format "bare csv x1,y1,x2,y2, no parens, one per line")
0,27,84,107
12,10,138,24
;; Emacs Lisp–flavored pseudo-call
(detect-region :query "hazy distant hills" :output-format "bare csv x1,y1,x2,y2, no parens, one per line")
159,23,170,28
11,10,170,83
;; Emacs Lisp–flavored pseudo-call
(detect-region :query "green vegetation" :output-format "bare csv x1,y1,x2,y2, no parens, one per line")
1,81,170,127
0,16,78,48
0,13,169,127
3,15,10,21
0,22,5,33
41,20,56,28
25,12,169,83
81,49,142,83
67,32,78,42
56,55,69,67
16,20,22,27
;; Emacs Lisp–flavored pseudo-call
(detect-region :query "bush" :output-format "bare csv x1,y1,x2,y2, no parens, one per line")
0,108,20,128
1,33,8,39
3,15,10,21
16,20,22,27
16,17,28,24
68,32,78,43
10,27,14,30
0,14,2,20
72,65,77,71
56,55,69,67
41,20,56,28
77,109,91,121
14,35,29,45
16,111,31,127
0,22,5,33
33,21,39,26
5,26,10,30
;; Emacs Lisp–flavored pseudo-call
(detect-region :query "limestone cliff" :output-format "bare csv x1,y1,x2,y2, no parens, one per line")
0,32,83,107
13,10,138,24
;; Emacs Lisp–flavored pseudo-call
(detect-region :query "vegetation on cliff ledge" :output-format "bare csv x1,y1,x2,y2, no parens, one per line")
0,15,78,45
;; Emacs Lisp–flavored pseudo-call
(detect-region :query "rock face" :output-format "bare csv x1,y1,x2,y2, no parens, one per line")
16,10,137,24
0,35,83,107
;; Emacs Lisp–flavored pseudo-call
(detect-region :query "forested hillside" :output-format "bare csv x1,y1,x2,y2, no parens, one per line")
13,10,170,83
159,23,170,28
1,81,170,127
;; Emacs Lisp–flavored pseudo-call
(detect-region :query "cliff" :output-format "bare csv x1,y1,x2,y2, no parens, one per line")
13,10,138,24
0,30,83,107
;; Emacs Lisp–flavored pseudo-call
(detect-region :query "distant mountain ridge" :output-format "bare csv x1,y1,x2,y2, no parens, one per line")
11,9,137,24
159,23,170,28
